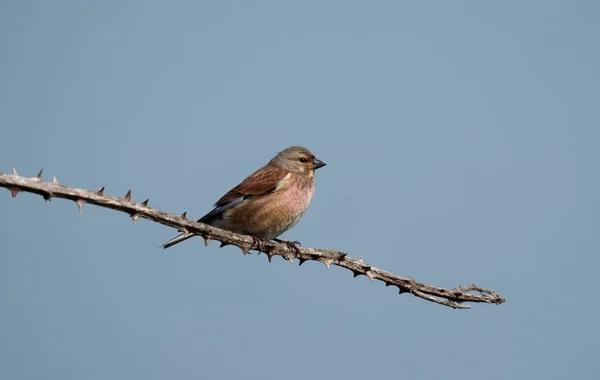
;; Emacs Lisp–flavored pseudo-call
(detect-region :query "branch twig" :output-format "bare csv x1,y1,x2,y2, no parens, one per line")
0,169,505,309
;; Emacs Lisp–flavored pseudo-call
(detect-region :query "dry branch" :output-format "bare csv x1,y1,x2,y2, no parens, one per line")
0,169,505,309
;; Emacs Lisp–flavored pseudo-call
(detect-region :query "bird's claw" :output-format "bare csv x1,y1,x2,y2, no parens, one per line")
251,235,267,253
274,238,302,255
286,241,301,255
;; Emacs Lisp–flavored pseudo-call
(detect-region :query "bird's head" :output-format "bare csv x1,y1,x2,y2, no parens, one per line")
270,146,326,175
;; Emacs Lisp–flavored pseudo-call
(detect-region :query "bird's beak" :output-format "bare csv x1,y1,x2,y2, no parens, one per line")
312,158,326,170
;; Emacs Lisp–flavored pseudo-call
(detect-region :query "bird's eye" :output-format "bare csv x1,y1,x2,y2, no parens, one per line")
298,157,308,163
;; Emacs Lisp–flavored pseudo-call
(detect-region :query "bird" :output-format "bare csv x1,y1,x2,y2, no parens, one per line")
160,146,326,249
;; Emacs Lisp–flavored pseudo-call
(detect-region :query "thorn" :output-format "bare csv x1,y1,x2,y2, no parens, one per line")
352,270,362,278
10,188,19,199
358,254,364,263
76,199,85,213
36,169,43,181
338,252,347,260
131,214,139,224
385,281,393,287
43,193,53,201
289,257,294,264
179,227,190,237
298,258,308,266
124,190,131,201
141,199,149,207
180,211,187,219
52,176,58,184
241,245,250,255
96,186,105,195
12,167,18,176
266,252,274,262
321,260,331,269
366,271,374,281
399,287,410,294
203,235,212,246
220,241,229,248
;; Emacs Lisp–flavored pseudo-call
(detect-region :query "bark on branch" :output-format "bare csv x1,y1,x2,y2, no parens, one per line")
0,169,505,309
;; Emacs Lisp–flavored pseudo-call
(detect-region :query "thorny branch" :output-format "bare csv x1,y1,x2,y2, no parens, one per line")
0,169,505,309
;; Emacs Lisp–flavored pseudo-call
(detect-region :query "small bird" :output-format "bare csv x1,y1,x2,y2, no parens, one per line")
161,146,326,249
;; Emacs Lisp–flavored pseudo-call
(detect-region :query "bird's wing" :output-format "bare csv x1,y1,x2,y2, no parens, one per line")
198,165,290,223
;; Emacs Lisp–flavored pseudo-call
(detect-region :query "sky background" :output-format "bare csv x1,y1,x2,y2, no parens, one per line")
1,1,599,379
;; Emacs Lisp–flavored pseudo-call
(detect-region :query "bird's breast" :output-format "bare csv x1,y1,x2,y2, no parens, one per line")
226,175,315,239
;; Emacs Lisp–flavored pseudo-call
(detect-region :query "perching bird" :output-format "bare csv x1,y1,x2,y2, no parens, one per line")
160,146,326,249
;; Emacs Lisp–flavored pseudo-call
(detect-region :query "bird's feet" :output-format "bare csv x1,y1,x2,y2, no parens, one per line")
251,235,268,253
273,238,302,255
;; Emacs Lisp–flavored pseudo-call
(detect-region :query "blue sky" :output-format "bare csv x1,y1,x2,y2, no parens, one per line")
1,1,599,379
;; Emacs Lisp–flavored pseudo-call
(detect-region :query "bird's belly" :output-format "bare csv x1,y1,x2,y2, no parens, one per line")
226,184,314,240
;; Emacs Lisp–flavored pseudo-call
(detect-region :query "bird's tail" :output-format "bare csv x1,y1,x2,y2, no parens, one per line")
160,233,196,249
